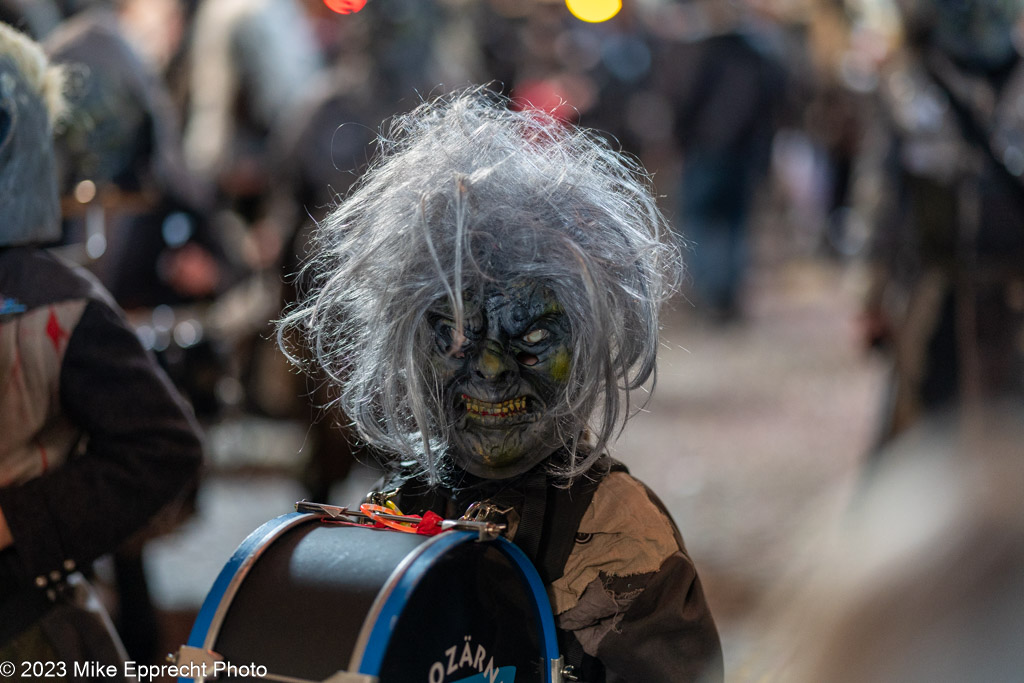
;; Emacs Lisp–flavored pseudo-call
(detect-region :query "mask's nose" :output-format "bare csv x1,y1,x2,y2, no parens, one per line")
472,340,516,384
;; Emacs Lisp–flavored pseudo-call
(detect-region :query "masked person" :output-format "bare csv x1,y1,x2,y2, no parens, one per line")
0,24,202,670
278,89,723,683
859,0,1024,449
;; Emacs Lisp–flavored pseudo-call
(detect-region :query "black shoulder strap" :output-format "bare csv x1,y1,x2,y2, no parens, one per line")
375,469,453,518
535,458,627,586
513,470,549,564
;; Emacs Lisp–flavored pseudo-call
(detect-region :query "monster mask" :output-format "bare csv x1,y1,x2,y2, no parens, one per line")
278,89,680,486
0,25,64,246
429,282,574,479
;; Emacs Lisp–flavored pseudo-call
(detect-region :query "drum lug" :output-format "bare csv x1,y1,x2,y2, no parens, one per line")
458,501,517,540
440,518,506,541
552,656,579,682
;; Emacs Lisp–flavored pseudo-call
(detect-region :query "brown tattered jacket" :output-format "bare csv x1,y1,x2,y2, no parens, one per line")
384,460,723,683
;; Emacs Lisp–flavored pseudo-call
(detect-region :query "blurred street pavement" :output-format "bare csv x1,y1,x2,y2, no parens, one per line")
624,257,888,673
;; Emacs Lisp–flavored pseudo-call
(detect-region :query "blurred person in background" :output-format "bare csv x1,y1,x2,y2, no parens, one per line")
42,2,231,661
507,0,671,167
771,5,1024,670
0,22,202,671
858,0,1024,449
261,6,381,501
574,2,664,162
47,1,229,317
180,0,326,420
656,0,787,322
357,0,452,106
506,3,597,124
183,0,322,221
783,0,874,258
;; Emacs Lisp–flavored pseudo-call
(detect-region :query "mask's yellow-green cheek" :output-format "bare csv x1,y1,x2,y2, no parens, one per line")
549,347,572,383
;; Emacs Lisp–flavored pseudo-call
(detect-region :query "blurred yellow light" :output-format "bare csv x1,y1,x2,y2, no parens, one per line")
566,0,621,23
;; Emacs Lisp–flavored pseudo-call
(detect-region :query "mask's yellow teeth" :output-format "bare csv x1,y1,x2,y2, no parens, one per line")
461,394,529,418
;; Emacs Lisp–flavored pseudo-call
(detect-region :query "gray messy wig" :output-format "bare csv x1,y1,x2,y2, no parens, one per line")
278,87,682,484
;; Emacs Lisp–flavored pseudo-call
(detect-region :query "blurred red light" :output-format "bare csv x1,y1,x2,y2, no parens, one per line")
324,0,366,14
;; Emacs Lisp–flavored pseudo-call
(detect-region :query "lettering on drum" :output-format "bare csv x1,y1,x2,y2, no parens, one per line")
427,634,516,683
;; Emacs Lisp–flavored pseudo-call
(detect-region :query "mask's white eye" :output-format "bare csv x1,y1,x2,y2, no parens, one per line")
522,328,549,344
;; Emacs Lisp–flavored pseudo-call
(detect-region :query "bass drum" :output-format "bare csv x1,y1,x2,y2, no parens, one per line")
179,513,561,683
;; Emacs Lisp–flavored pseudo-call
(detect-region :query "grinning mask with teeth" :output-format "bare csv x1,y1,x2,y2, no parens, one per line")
430,282,573,479
278,88,681,486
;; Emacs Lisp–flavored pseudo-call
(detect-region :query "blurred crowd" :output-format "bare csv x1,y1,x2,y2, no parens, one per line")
0,0,871,444
0,0,834,501
3,0,1024,678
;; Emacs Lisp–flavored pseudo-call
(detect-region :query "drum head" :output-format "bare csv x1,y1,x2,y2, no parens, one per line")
373,538,548,683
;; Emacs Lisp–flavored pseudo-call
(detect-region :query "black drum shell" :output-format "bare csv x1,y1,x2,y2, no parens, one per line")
181,513,560,683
